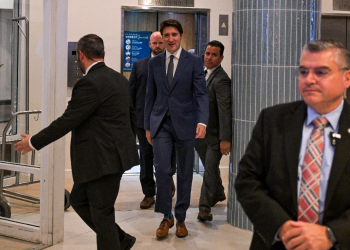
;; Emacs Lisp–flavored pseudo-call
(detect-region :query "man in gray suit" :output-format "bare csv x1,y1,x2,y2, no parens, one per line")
15,34,138,250
196,40,231,222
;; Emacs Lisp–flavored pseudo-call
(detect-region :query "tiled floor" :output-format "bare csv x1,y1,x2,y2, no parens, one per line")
0,165,252,250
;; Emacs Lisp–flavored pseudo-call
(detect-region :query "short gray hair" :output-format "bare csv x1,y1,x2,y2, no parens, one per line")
302,39,350,69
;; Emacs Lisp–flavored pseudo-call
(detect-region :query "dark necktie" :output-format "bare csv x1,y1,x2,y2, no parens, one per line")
298,116,328,224
167,55,174,87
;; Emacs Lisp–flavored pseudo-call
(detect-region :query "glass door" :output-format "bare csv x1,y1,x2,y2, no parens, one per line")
0,0,42,244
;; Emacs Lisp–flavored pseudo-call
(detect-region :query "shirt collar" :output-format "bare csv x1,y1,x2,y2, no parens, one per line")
204,64,221,77
166,47,182,60
84,61,103,76
306,99,344,130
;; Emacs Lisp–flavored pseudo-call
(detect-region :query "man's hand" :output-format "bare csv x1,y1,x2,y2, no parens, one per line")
195,124,206,138
146,130,152,145
280,221,333,250
14,133,34,155
220,140,231,155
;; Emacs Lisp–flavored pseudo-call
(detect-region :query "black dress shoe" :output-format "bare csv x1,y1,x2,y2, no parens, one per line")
121,233,136,250
197,209,213,221
211,194,226,207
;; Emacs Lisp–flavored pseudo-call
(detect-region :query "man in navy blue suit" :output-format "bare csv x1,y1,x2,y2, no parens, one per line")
144,19,209,238
129,31,176,210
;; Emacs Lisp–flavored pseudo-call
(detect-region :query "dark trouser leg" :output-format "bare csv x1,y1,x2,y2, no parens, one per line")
174,137,195,222
153,117,174,215
137,128,156,197
195,140,223,212
171,146,176,176
70,173,125,250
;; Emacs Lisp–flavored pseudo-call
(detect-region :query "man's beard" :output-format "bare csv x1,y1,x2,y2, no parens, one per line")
77,58,85,74
152,48,164,56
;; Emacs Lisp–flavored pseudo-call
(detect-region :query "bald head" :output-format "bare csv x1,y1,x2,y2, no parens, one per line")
149,31,164,56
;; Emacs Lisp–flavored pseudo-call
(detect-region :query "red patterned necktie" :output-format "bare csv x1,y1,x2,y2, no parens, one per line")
298,116,328,224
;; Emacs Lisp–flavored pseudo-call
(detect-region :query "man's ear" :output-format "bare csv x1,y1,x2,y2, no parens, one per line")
344,69,350,89
78,50,85,61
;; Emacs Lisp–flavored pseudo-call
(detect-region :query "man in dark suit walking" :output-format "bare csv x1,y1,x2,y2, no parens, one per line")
129,31,176,210
195,40,231,222
235,40,350,250
14,34,138,250
144,19,209,238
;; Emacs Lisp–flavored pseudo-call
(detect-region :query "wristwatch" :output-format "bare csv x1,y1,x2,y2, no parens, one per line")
326,227,338,246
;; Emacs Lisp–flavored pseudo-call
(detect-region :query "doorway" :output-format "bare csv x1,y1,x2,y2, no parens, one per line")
121,6,210,79
121,6,209,174
321,15,350,101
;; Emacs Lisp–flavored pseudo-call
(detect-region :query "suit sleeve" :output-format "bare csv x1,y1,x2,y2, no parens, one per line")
214,74,232,142
31,79,100,150
234,110,293,248
192,56,209,125
144,58,155,131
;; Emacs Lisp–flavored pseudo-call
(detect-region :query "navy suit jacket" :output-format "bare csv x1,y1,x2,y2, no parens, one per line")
31,62,139,184
144,49,209,140
129,56,150,129
235,101,350,250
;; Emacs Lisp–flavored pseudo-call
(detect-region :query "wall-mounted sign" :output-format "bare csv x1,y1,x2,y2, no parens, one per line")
123,31,151,71
138,0,194,7
219,15,228,36
333,0,350,11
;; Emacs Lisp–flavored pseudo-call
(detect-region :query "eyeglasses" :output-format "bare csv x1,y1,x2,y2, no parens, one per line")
298,67,349,79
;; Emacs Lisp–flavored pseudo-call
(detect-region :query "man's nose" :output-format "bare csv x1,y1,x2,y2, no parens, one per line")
305,71,317,83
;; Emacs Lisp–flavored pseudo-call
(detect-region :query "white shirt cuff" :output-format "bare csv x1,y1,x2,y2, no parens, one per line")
28,137,37,150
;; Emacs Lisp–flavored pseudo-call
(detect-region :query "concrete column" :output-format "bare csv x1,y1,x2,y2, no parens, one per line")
41,0,68,245
228,0,321,230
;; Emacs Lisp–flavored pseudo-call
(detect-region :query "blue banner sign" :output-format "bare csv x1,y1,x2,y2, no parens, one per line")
123,31,151,70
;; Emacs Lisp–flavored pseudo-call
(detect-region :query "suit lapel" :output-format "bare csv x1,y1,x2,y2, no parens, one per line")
153,52,166,86
324,102,350,212
206,66,222,88
284,102,307,212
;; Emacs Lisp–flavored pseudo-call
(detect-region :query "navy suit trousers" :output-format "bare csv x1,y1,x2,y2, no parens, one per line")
152,115,195,221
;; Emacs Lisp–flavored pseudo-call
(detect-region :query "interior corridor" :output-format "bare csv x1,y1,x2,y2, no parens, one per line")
0,164,252,250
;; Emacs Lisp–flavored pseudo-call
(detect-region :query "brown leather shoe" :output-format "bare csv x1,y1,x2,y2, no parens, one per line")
171,178,176,197
140,196,155,209
211,194,226,207
175,220,188,238
156,217,174,238
197,209,213,222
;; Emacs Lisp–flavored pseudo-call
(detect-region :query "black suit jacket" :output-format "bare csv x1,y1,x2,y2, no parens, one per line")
31,62,139,184
234,100,350,250
200,65,231,147
129,56,150,129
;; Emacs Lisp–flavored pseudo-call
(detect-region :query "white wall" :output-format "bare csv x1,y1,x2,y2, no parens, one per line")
322,0,350,15
67,0,233,76
0,0,14,9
